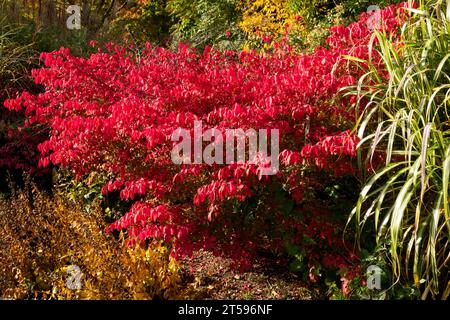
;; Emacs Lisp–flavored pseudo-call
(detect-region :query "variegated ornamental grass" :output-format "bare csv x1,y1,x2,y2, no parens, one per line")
348,0,450,299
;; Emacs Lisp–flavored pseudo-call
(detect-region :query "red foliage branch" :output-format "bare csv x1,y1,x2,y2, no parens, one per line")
4,3,411,282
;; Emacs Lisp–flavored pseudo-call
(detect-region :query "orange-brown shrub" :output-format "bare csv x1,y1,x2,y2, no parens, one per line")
0,180,181,300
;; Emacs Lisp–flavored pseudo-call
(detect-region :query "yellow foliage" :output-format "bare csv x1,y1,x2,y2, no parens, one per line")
0,183,180,300
117,0,150,21
239,0,302,49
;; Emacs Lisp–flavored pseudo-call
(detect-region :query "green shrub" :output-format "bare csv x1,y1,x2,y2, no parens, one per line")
167,0,244,50
109,0,172,45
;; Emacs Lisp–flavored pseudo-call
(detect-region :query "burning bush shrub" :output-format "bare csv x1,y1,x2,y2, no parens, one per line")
4,3,412,291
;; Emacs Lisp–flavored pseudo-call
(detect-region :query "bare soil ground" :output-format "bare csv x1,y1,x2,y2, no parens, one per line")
179,250,323,300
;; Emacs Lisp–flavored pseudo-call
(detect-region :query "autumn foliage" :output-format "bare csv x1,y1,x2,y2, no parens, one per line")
0,180,180,299
4,3,410,287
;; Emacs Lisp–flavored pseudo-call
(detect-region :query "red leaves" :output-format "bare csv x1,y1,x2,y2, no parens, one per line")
4,98,22,112
109,203,173,233
194,181,252,206
3,3,410,271
280,150,302,166
291,104,314,121
116,179,169,200
300,131,359,175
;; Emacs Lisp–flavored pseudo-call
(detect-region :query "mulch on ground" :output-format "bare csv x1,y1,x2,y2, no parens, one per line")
179,250,323,300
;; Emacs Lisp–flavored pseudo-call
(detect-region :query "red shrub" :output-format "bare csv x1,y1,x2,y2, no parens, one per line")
4,3,410,283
